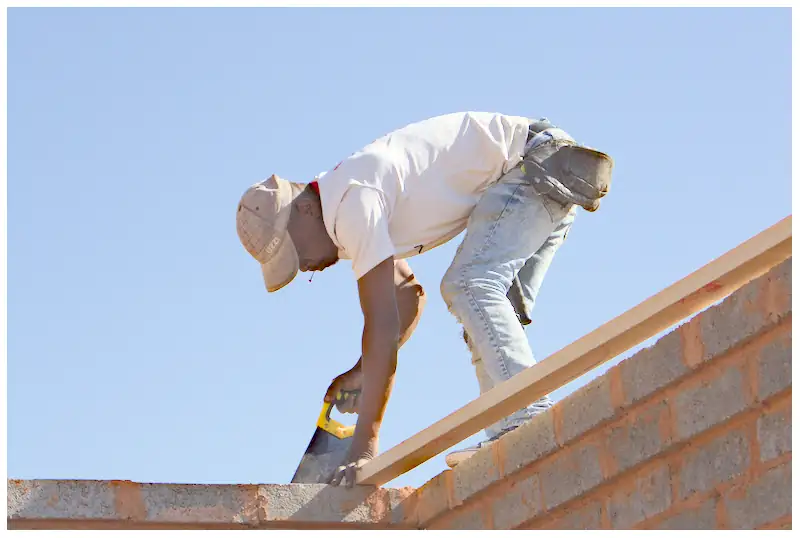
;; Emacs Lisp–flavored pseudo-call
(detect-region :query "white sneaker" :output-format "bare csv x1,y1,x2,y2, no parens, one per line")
445,440,494,468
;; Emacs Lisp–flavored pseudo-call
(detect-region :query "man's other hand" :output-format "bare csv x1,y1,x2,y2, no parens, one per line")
324,366,363,414
328,436,378,488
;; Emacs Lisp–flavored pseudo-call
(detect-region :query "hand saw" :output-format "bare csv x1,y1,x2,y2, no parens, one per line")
290,390,360,484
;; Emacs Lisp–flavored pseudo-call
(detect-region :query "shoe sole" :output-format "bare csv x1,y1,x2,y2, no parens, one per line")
445,450,478,468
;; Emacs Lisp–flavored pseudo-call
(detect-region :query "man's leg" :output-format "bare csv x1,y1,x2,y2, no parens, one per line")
440,163,574,438
509,205,577,325
460,204,576,439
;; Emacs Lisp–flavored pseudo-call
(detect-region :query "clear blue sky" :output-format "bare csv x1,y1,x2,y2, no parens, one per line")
8,7,791,489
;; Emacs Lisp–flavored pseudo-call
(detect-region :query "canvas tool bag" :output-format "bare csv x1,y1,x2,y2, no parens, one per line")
520,135,614,212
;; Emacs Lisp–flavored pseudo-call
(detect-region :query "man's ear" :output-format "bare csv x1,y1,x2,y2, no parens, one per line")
294,188,323,218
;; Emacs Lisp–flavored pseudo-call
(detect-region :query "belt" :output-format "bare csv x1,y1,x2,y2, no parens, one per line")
527,118,557,143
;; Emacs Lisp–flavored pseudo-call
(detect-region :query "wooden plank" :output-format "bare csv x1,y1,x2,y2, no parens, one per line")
357,216,792,486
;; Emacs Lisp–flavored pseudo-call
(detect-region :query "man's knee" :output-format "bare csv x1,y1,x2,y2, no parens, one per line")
442,266,515,309
440,269,461,310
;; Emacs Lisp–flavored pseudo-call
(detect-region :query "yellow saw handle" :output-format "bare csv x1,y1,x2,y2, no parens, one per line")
316,390,359,439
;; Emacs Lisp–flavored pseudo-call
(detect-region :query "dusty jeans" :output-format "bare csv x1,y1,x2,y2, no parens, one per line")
440,127,577,439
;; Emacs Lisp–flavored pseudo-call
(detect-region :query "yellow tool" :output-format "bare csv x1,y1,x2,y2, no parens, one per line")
316,396,356,439
290,390,359,484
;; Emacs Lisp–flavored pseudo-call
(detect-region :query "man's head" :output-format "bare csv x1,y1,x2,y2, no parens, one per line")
236,175,339,292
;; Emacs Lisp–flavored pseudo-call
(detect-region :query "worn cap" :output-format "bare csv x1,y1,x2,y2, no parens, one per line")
236,175,299,292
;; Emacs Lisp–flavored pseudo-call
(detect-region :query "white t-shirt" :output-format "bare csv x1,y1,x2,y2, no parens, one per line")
316,111,531,279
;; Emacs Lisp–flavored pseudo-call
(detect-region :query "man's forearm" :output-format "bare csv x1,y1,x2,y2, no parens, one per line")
345,259,418,459
352,329,398,458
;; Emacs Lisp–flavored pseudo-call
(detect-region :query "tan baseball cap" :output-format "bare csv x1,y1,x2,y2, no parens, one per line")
236,175,299,293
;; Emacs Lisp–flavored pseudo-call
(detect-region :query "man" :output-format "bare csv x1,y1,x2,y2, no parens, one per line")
236,111,612,486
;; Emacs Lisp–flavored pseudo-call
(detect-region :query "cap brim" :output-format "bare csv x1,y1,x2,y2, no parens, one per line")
260,233,299,293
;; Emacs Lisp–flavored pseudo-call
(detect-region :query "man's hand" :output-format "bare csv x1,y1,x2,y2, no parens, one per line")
324,365,363,414
329,435,379,488
329,457,372,488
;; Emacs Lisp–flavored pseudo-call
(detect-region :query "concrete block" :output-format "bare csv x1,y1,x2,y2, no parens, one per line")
386,488,418,526
607,399,671,474
653,497,717,529
140,484,260,524
258,484,405,523
757,404,791,461
678,428,750,500
429,506,487,530
609,464,671,529
451,441,499,505
763,259,792,324
499,409,557,476
724,463,791,529
7,480,117,521
491,474,542,529
673,365,748,441
558,375,615,444
413,471,451,525
620,329,686,405
545,500,604,529
450,508,487,530
540,441,604,510
7,480,414,529
700,277,766,360
757,333,791,400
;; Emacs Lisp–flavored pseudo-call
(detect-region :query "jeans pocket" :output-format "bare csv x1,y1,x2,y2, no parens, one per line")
536,188,572,224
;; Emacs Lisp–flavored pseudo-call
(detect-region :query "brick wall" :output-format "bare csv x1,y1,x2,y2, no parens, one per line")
7,481,416,529
8,259,791,530
397,258,791,530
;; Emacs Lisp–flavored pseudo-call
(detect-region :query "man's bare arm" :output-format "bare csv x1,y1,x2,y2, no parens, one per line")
394,259,426,347
331,256,399,482
329,256,399,486
324,260,425,406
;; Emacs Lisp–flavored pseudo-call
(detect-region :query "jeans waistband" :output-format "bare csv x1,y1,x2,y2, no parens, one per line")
525,127,576,154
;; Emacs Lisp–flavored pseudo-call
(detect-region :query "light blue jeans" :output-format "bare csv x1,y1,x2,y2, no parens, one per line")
440,129,578,439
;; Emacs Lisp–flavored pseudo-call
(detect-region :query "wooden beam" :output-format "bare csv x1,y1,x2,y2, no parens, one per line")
357,216,792,486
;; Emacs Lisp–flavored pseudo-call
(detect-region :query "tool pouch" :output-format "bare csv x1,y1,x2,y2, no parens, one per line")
521,137,614,212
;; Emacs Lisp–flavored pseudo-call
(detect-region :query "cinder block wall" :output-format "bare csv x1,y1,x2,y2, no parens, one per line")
398,258,791,530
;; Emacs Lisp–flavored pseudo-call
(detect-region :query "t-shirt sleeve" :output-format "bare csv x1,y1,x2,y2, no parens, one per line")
333,186,395,280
